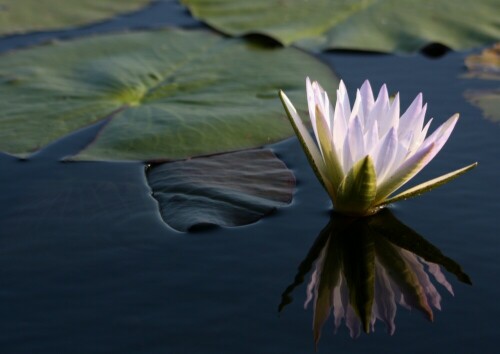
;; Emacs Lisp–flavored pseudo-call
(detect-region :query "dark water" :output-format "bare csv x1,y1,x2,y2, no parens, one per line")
0,1,499,353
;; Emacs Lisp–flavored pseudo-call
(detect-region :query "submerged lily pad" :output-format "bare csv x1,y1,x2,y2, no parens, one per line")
147,149,294,232
463,43,500,123
464,42,500,80
464,90,500,123
0,29,338,161
0,0,150,35
181,0,500,53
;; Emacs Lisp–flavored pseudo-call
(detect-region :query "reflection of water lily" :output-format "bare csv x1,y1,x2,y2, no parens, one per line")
279,210,471,347
280,79,477,215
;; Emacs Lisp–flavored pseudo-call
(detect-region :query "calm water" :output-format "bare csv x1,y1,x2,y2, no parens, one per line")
0,2,499,353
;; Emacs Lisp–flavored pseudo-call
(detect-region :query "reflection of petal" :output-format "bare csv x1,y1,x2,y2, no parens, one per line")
373,261,396,335
332,276,345,332
280,211,471,346
346,302,362,338
427,262,454,296
401,250,443,312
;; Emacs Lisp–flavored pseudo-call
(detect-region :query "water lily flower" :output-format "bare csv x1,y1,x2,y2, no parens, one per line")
279,79,477,215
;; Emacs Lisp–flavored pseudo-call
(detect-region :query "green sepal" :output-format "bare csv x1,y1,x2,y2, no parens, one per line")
314,105,344,201
279,91,335,196
335,155,377,215
376,162,478,207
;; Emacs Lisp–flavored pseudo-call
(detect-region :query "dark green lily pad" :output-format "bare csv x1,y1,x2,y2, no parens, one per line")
146,149,294,232
0,29,338,161
182,0,500,53
0,0,150,35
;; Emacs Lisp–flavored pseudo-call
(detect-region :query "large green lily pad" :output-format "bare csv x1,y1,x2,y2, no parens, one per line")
0,29,338,161
181,0,500,53
147,149,294,232
0,0,150,35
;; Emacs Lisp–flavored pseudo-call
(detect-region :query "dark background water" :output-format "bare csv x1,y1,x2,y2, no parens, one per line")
0,1,499,353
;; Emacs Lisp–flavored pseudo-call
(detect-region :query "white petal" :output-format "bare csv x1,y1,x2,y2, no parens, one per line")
342,129,353,173
369,84,390,136
372,127,398,184
409,117,433,155
374,142,435,203
360,80,375,126
345,115,365,171
333,81,350,151
398,93,423,139
306,77,320,146
418,114,459,164
365,120,379,153
406,103,427,154
338,80,351,120
388,93,400,132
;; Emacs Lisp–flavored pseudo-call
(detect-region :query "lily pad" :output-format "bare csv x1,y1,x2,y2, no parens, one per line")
0,0,150,35
0,29,339,161
146,149,294,232
181,0,500,53
464,89,500,123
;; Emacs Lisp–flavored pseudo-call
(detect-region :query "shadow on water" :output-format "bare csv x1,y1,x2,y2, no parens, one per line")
279,209,471,349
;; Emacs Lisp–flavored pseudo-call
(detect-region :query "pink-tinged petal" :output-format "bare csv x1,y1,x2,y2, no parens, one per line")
419,114,459,162
398,93,423,139
360,80,375,126
372,127,398,185
374,143,436,204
